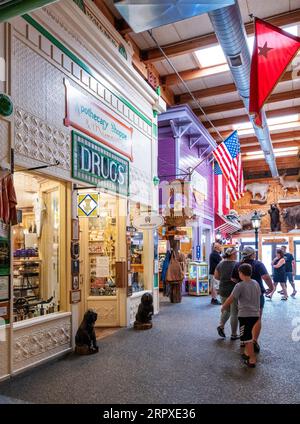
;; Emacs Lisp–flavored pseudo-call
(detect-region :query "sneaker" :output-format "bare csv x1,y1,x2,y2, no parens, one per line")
277,290,284,294
217,326,226,338
291,290,297,297
281,296,288,301
211,298,221,305
231,334,240,340
253,340,260,353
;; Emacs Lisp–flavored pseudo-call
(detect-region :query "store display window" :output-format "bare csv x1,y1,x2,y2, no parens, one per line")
12,173,65,321
80,192,118,296
128,202,146,293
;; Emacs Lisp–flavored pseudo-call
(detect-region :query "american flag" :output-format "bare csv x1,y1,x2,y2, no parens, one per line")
213,131,245,202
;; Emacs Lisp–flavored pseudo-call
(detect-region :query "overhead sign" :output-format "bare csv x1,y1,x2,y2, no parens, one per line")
65,80,133,160
77,192,99,217
133,214,164,231
72,131,129,197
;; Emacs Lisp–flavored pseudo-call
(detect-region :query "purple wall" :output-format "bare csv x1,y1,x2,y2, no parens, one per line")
158,107,214,224
179,134,213,221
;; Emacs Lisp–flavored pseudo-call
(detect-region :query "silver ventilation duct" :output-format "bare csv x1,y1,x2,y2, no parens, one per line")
114,0,235,33
208,1,278,177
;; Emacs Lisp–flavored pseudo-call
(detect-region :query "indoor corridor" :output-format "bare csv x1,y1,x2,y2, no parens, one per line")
1,294,300,404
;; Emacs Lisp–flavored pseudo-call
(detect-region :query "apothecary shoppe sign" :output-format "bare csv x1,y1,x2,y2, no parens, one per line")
64,80,133,161
72,131,129,197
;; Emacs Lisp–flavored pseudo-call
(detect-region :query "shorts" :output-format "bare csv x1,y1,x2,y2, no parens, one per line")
239,317,259,343
286,272,294,284
209,275,219,290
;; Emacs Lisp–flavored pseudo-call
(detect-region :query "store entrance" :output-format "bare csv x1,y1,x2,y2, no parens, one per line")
262,242,288,276
294,241,300,280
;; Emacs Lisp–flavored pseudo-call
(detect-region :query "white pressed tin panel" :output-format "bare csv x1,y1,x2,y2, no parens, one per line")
0,328,9,379
14,107,71,172
13,313,71,373
0,118,9,168
87,298,119,327
273,80,293,93
12,37,66,131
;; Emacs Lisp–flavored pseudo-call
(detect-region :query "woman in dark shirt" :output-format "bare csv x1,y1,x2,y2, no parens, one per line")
266,249,287,300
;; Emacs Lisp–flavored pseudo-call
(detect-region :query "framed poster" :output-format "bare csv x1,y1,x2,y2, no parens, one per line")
71,241,80,259
72,259,80,274
72,274,79,290
0,276,9,301
70,289,81,304
72,219,79,240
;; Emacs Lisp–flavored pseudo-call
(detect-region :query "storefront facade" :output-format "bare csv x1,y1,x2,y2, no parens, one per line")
0,0,163,380
158,105,215,262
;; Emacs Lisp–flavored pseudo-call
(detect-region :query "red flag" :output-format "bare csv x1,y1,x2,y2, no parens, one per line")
249,18,300,126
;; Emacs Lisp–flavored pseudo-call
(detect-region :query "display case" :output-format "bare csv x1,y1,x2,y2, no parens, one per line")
188,261,209,296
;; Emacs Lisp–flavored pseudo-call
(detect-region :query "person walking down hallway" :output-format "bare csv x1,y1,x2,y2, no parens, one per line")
214,247,239,339
266,249,288,301
232,247,274,353
280,245,297,297
166,239,186,304
209,242,222,305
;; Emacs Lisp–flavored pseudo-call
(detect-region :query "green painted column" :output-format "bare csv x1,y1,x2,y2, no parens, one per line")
0,0,58,23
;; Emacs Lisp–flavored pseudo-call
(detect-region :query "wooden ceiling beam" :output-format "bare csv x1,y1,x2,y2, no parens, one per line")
175,70,294,103
191,88,300,115
241,141,300,154
202,106,300,130
218,129,300,142
243,159,300,172
141,9,300,63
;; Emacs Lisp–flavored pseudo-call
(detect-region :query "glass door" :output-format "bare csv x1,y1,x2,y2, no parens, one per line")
294,241,300,280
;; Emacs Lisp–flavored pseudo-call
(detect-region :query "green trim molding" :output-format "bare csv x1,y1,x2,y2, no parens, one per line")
0,0,57,23
0,94,13,117
22,14,152,127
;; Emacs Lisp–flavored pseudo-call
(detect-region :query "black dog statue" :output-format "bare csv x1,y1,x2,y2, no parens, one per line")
75,309,99,354
134,292,154,330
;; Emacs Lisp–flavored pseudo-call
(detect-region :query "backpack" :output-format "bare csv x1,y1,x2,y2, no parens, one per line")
166,251,185,282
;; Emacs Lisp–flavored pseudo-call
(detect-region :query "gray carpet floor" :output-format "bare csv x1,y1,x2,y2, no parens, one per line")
0,292,300,404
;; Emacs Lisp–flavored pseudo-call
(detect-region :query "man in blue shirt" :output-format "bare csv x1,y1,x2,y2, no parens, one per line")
232,246,274,353
281,246,297,297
